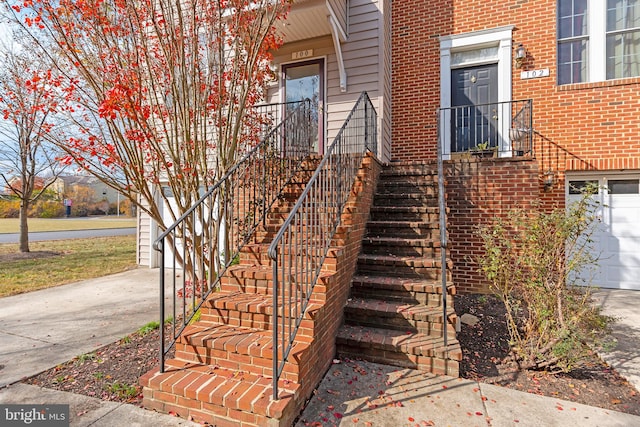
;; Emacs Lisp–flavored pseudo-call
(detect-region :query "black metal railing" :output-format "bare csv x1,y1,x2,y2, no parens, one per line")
439,99,533,157
267,92,377,399
155,99,312,372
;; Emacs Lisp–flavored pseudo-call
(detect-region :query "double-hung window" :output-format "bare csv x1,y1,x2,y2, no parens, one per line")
557,0,640,84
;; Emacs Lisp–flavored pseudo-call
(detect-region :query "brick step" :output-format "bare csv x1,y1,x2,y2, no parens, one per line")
220,265,333,296
380,163,439,179
174,323,310,383
344,298,457,336
362,236,441,257
200,291,321,337
350,274,454,305
336,324,461,376
237,243,342,271
372,193,439,207
141,359,302,427
365,221,440,239
356,254,452,280
369,206,443,222
375,182,438,197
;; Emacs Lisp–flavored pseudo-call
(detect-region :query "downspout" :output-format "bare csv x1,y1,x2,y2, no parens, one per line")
328,13,347,92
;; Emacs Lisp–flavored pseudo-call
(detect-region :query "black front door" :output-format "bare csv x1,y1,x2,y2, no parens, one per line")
451,64,498,152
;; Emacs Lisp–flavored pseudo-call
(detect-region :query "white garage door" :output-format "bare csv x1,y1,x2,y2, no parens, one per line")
567,175,640,290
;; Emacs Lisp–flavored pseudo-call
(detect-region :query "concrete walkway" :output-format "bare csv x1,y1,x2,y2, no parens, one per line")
0,270,638,426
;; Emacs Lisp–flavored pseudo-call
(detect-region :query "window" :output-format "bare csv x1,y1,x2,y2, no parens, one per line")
557,0,640,84
568,180,598,195
558,0,588,84
608,179,639,194
606,0,640,79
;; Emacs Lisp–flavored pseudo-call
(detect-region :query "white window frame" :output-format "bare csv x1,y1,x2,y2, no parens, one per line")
439,26,514,159
558,1,640,84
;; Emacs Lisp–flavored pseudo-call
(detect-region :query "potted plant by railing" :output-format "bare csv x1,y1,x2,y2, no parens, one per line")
509,128,530,155
470,141,496,158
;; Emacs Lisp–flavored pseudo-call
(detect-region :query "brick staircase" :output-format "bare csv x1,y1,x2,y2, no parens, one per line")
140,155,380,426
336,161,462,376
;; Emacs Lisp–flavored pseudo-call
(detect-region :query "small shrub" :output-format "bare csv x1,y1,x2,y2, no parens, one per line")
75,352,98,363
137,321,160,336
477,191,613,373
106,381,139,399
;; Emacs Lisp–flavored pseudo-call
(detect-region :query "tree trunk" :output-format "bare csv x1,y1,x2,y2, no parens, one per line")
19,201,30,253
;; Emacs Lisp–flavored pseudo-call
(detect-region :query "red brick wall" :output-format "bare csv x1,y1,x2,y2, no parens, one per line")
299,153,382,396
445,158,539,294
392,0,640,207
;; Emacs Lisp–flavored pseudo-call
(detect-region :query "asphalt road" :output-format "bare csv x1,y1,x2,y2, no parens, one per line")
0,227,135,244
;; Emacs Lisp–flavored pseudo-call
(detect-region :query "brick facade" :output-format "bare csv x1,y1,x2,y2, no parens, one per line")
391,1,640,292
391,0,640,192
445,158,539,293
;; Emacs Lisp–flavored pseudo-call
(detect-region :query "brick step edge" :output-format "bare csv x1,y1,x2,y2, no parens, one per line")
344,298,457,332
351,275,456,294
336,324,462,361
141,360,302,426
199,291,322,336
336,325,461,377
173,322,310,380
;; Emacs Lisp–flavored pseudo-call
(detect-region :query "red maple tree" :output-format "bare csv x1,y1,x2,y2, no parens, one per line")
4,0,291,263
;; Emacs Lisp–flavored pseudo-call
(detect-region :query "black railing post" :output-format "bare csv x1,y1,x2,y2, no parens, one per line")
154,100,313,375
158,239,165,373
272,254,279,401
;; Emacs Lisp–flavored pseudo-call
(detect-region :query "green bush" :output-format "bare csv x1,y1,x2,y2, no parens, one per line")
477,191,613,373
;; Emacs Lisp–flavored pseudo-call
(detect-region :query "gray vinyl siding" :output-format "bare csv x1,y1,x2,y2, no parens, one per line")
327,0,389,160
328,0,348,37
137,195,153,267
266,0,390,160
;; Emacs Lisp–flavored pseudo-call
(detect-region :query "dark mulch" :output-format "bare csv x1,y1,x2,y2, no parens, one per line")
25,326,173,406
455,294,640,416
24,295,640,416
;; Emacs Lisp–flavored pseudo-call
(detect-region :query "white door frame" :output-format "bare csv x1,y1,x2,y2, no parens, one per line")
439,26,514,158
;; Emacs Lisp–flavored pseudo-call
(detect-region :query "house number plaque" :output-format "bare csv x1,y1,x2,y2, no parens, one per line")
520,69,550,80
292,49,313,60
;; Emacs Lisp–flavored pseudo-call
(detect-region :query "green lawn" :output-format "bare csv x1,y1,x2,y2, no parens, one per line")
0,235,137,297
0,217,136,234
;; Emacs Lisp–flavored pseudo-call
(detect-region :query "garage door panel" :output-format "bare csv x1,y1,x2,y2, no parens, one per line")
604,265,640,290
568,175,640,290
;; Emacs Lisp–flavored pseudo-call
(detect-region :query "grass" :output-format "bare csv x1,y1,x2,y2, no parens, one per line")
0,235,137,297
137,321,160,336
0,217,136,234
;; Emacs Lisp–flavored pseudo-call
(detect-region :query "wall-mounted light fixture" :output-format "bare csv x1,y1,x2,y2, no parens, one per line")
515,43,526,68
543,169,555,191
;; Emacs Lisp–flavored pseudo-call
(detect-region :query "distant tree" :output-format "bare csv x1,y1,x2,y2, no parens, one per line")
4,0,291,276
0,44,68,251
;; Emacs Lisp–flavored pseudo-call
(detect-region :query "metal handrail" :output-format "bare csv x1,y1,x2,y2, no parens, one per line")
267,92,377,399
155,99,312,373
439,99,533,156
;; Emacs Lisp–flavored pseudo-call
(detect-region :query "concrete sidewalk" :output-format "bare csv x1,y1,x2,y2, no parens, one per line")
296,358,640,427
0,268,161,388
1,270,638,426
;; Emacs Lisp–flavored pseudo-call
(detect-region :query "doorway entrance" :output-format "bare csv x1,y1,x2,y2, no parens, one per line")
450,64,498,152
282,59,324,153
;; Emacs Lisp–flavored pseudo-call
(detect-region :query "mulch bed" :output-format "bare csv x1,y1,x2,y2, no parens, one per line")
24,294,640,416
455,294,640,416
